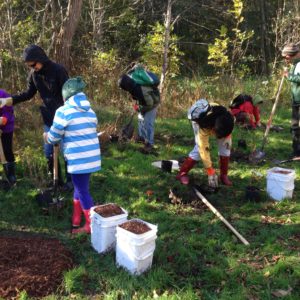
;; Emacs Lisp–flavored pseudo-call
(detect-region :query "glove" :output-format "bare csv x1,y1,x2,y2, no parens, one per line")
207,167,218,188
43,132,50,144
0,97,13,108
133,103,139,112
0,117,7,126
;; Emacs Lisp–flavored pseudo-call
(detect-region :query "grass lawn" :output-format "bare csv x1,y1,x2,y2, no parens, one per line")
0,102,299,300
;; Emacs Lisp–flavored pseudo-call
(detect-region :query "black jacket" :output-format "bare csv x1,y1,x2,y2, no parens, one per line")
12,45,69,126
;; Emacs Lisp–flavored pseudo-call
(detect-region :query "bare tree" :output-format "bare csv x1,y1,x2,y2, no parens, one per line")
54,0,83,70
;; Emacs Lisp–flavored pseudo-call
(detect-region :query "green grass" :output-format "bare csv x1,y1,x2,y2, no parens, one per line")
0,100,299,300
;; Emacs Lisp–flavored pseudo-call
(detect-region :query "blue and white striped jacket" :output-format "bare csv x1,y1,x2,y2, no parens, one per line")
47,92,101,174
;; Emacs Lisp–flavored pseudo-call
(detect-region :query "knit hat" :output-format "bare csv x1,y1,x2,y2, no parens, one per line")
62,77,86,100
188,99,210,120
23,45,49,63
281,43,299,57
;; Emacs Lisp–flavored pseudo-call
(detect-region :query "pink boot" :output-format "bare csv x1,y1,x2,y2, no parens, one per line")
72,199,82,229
72,209,91,234
219,156,232,186
176,157,197,185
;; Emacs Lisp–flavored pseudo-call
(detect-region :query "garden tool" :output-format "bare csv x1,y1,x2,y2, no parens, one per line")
272,156,300,165
193,186,250,246
249,75,285,163
0,130,7,164
36,144,64,211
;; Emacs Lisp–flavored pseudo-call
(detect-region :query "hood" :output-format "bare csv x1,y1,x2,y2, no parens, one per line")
23,45,50,63
118,74,136,94
66,92,91,112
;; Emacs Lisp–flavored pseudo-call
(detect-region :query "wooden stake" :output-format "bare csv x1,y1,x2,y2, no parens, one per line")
193,188,250,246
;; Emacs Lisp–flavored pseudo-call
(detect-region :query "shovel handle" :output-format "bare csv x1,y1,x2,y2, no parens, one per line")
193,188,250,246
53,144,59,181
0,130,7,164
261,76,285,150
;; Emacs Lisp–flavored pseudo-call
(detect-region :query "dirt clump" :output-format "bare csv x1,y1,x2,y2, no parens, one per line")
0,235,74,300
94,203,124,217
119,220,151,234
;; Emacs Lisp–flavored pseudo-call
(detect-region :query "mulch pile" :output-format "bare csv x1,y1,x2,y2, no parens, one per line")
94,203,124,217
119,220,151,234
0,235,74,299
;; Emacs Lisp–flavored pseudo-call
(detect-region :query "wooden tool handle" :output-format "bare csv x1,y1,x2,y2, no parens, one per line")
194,188,250,246
0,130,7,164
53,144,59,181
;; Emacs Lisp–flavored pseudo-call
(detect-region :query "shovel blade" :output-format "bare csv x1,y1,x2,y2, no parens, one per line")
249,149,265,163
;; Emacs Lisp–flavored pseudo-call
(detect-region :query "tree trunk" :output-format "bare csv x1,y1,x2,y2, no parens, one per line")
54,0,83,71
160,0,172,97
259,0,269,75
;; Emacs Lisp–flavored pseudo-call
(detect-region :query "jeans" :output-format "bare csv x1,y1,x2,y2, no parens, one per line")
138,107,157,146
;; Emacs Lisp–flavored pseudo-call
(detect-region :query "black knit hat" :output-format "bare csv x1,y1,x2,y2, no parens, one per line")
23,45,49,63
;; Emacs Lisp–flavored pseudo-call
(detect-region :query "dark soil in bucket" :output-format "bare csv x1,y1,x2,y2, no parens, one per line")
119,220,151,234
0,235,74,299
94,203,124,217
272,170,291,174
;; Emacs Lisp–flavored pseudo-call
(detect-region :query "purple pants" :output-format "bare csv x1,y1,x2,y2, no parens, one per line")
71,173,94,210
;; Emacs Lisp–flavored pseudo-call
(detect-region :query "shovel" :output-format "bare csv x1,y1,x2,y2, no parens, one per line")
272,156,300,165
249,75,285,162
36,144,64,211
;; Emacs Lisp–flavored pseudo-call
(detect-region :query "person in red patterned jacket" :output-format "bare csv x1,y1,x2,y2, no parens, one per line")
230,94,261,129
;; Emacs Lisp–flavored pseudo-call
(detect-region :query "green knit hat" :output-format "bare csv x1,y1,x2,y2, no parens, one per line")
62,77,86,100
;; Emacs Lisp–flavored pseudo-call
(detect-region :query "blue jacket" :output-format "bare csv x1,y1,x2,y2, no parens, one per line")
47,92,101,174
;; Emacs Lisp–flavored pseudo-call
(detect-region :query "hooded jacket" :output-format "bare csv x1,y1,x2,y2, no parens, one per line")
12,45,69,126
287,58,300,104
0,89,14,133
47,92,101,174
119,74,160,114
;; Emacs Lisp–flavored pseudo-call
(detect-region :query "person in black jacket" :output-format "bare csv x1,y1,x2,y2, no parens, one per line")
0,45,73,191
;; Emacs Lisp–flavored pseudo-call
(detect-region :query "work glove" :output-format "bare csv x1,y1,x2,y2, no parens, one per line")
43,132,50,144
0,97,13,108
207,167,218,188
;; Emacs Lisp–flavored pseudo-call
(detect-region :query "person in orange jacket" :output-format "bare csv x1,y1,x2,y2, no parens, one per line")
176,99,234,187
230,94,261,129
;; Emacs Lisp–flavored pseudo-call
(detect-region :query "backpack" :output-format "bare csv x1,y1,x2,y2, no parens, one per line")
129,65,160,87
229,94,253,109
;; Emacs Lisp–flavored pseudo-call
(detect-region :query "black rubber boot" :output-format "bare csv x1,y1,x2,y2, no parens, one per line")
3,162,17,186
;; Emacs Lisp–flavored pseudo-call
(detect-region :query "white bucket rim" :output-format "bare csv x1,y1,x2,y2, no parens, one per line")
91,203,128,221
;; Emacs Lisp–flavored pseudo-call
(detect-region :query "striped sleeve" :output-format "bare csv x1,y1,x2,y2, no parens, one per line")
47,108,68,144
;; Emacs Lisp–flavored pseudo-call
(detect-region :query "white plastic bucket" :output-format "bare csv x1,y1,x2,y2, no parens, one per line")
90,204,128,253
266,167,296,201
116,219,158,275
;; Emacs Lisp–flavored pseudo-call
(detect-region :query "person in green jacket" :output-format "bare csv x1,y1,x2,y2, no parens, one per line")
282,43,300,156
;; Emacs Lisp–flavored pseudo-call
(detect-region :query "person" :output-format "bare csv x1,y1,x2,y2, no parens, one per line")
0,44,73,190
229,94,261,129
282,43,300,157
0,89,16,186
118,64,161,153
44,77,101,234
176,99,234,187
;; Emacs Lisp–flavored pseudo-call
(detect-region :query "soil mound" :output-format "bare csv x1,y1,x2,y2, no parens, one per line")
0,235,74,299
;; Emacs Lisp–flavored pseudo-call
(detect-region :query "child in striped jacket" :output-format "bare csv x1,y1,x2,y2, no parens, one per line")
44,77,101,234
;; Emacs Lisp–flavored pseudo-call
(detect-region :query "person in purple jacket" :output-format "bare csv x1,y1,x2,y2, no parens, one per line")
0,89,16,186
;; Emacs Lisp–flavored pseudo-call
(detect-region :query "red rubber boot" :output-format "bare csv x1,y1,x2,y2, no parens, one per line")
72,209,91,234
71,199,82,229
219,156,232,186
175,157,197,185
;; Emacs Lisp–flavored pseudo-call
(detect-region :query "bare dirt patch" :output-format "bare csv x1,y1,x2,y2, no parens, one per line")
0,235,74,299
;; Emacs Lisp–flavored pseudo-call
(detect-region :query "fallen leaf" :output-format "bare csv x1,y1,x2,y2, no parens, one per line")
264,271,270,277
271,287,292,298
